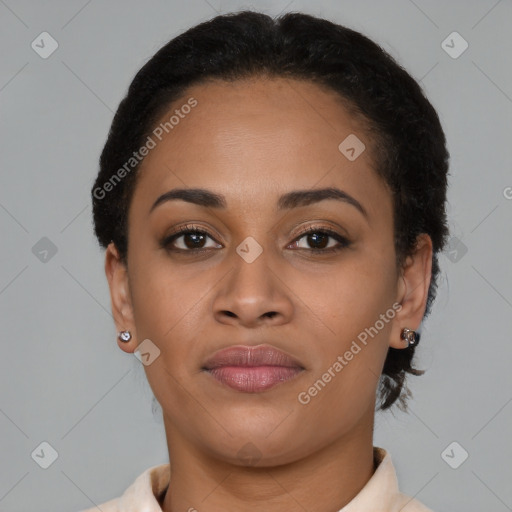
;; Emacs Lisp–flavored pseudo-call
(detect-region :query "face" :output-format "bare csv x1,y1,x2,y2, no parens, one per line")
106,76,431,466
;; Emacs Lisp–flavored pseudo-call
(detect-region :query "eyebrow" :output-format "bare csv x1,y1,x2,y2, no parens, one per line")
149,186,368,219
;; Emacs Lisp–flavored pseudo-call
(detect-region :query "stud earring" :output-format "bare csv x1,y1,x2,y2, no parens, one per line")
118,330,132,342
401,327,420,347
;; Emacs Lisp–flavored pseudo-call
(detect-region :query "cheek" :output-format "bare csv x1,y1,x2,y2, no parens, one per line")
295,245,397,401
294,262,396,431
128,258,209,405
128,252,227,375
299,245,397,338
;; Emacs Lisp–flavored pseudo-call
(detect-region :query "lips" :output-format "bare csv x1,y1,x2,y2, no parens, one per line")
202,344,305,393
202,344,304,370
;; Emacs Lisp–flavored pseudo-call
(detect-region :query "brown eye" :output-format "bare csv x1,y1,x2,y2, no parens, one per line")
290,227,351,252
161,225,222,252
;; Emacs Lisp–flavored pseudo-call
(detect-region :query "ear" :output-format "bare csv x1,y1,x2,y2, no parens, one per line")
389,234,433,349
105,242,137,354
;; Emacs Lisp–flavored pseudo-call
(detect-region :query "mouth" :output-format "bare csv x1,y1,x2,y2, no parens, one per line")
202,344,305,393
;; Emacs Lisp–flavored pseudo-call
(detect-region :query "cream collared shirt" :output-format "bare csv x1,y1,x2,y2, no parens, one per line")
79,447,434,512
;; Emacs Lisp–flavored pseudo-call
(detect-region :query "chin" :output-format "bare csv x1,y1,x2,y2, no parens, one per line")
198,420,310,466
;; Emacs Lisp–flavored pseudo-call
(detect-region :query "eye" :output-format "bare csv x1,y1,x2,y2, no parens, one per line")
161,224,351,254
289,226,351,252
161,224,221,252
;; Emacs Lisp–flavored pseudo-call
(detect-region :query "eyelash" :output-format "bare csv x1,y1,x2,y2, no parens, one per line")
160,223,351,254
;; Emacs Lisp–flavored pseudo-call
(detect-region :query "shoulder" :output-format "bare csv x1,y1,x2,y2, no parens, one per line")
75,462,170,512
373,447,435,512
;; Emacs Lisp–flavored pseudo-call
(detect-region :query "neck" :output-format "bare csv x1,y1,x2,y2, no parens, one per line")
160,415,376,512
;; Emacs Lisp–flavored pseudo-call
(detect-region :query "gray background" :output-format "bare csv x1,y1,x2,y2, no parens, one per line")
1,0,511,511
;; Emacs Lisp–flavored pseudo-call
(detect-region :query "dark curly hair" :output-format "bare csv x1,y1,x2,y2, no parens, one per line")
91,10,450,412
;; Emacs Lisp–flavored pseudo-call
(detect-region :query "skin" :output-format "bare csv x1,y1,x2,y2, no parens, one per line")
104,76,432,512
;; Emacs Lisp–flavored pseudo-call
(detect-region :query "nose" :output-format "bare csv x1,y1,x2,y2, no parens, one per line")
212,240,294,328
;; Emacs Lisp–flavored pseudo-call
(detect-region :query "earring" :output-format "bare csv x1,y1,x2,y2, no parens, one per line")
401,327,420,347
118,330,132,342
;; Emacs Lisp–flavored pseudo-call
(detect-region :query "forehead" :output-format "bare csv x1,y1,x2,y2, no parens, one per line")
130,77,389,220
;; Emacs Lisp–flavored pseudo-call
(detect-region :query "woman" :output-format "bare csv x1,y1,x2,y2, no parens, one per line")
84,9,449,511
